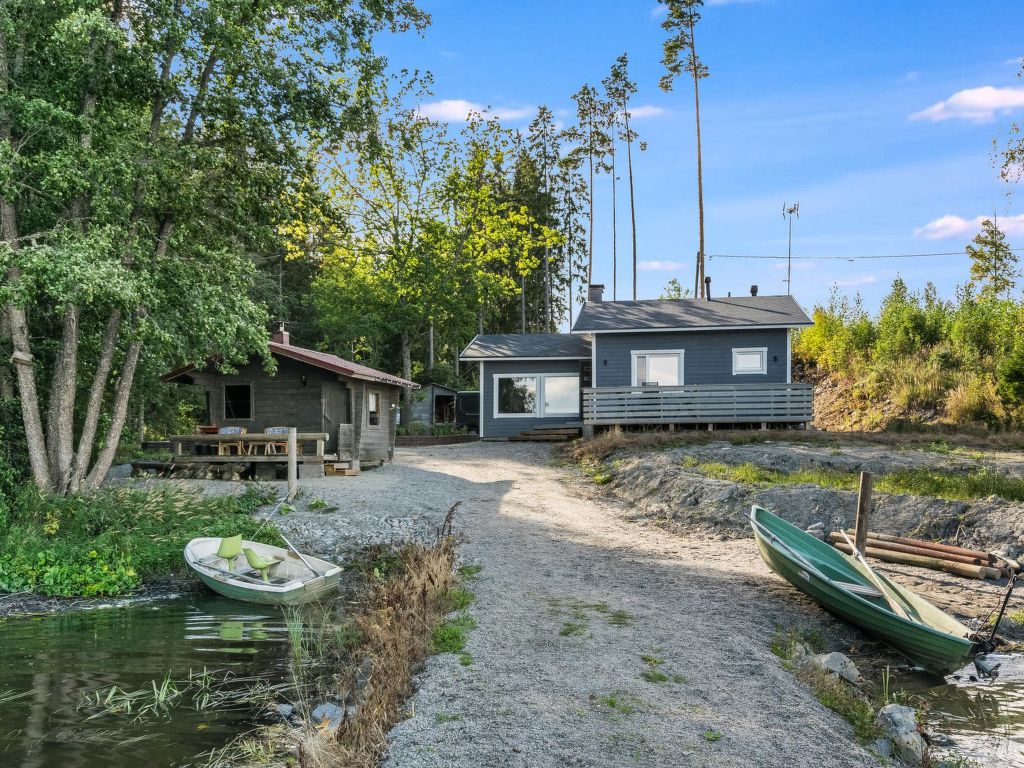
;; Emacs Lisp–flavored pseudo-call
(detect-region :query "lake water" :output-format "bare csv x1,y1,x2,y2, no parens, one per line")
903,653,1024,767
0,594,294,768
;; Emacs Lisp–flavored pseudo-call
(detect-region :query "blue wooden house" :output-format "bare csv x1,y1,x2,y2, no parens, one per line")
459,284,814,439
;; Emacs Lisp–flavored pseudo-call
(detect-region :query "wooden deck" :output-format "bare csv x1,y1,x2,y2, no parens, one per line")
169,432,328,459
582,383,813,426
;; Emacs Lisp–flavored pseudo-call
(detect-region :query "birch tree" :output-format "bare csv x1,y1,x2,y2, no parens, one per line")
0,0,425,493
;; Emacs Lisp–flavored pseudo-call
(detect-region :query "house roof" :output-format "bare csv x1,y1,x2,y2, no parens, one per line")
459,333,592,361
163,341,418,389
571,295,813,333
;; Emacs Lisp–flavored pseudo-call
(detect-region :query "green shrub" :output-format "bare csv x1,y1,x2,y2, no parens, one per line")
0,484,282,597
944,374,1005,426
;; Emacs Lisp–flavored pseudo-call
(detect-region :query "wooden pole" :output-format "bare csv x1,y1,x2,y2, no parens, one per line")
828,533,1007,573
854,471,873,557
832,541,1001,580
843,529,1000,564
287,427,298,500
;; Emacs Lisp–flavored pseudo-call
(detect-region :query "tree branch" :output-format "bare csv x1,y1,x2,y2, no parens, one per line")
83,338,141,490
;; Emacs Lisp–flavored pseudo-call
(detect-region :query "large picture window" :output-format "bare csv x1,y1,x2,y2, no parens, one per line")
497,376,537,416
223,384,253,420
732,347,768,375
494,374,580,418
631,351,684,386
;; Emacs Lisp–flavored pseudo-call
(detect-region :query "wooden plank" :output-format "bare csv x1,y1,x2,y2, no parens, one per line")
854,471,873,557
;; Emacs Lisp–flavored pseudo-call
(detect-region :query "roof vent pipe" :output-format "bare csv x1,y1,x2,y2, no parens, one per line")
750,285,758,297
588,284,605,303
704,276,712,300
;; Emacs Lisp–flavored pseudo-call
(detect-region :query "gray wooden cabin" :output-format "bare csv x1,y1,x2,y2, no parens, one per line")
163,329,417,468
460,285,814,439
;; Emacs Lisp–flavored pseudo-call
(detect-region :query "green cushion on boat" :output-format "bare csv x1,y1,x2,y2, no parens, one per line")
217,534,243,560
243,547,281,582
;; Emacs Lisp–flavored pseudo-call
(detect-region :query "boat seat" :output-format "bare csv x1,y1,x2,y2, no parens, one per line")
836,581,883,599
216,535,243,571
244,547,282,583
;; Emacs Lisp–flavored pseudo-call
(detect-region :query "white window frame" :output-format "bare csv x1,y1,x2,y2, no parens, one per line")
630,350,685,387
492,373,581,419
541,374,582,418
732,347,768,375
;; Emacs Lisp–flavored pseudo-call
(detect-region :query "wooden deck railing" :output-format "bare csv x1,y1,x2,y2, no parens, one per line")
169,432,328,461
582,383,813,425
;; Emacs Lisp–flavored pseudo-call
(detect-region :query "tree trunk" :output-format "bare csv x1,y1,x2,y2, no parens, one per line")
587,142,594,285
520,276,526,333
625,107,637,301
46,304,81,492
0,311,13,399
427,321,434,370
0,19,50,489
400,332,413,427
690,18,706,299
69,309,121,493
83,339,142,490
610,141,617,301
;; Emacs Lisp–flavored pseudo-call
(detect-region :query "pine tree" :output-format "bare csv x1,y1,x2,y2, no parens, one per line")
658,0,709,298
568,84,612,286
604,54,643,301
967,218,1019,299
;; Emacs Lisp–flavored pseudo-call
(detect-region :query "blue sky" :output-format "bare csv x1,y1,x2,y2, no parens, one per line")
380,0,1023,314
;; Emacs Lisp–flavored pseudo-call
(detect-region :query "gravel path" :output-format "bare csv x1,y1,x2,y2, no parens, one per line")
265,442,878,768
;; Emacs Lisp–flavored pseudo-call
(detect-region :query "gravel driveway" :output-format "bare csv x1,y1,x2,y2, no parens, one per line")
268,441,879,768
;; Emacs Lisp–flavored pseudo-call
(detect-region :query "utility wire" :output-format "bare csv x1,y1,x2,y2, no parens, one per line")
709,248,1024,262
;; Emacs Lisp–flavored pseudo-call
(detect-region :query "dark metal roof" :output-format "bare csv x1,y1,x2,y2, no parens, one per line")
571,295,812,333
459,333,592,360
163,342,418,388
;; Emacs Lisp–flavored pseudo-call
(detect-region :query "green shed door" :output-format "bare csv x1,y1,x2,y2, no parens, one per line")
322,380,348,452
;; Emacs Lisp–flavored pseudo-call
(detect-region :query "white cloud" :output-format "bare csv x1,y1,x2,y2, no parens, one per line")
439,50,457,59
903,70,920,83
638,260,685,272
834,275,877,288
418,99,534,123
909,86,1024,123
649,4,667,18
1005,56,1023,66
707,0,768,5
629,105,668,119
915,213,1024,239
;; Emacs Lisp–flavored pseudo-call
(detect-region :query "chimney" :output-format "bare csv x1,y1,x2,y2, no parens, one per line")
750,284,759,297
704,276,712,300
272,321,290,345
588,283,605,303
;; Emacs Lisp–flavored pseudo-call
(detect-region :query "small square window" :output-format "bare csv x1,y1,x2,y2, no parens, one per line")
224,384,252,419
732,348,767,375
368,392,380,426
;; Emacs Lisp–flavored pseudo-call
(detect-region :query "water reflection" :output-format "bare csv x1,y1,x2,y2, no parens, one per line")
0,594,293,768
903,654,1024,767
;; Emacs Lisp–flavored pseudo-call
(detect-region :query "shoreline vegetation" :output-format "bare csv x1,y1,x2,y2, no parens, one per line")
205,506,467,768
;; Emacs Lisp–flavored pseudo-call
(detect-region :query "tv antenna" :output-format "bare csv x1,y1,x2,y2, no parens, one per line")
782,202,800,295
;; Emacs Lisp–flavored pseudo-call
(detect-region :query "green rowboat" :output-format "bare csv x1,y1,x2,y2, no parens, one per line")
750,505,979,673
184,537,342,606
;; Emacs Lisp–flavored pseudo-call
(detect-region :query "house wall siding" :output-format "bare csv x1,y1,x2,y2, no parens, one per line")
480,359,584,439
592,329,789,387
187,356,400,461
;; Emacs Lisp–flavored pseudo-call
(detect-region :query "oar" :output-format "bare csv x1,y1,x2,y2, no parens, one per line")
840,530,915,622
250,495,322,576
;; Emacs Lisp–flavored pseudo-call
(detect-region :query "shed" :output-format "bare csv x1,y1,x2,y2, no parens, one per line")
409,383,459,428
163,328,417,469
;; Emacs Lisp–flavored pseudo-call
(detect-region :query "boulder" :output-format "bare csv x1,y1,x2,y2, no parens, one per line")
804,651,863,685
312,702,344,730
875,703,926,766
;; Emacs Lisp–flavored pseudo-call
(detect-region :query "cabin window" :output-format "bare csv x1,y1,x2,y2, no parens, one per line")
631,351,684,386
732,347,768,375
223,384,253,420
494,374,580,418
496,376,538,416
543,375,580,416
368,392,381,426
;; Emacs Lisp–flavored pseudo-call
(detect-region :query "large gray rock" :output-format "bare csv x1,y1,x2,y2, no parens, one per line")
804,651,863,685
875,703,927,766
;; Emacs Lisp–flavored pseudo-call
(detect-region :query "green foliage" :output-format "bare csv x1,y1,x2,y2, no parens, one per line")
798,667,879,742
794,275,1024,426
430,613,476,654
702,730,724,743
559,621,587,636
967,219,1019,298
688,459,1024,502
0,485,281,597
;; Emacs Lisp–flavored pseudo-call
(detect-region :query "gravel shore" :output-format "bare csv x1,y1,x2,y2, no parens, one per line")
214,441,877,768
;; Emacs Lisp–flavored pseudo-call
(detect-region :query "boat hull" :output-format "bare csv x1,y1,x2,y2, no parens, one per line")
751,507,974,674
184,537,342,606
